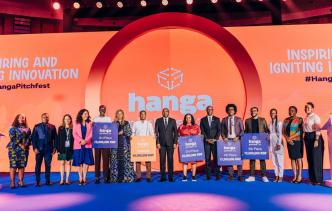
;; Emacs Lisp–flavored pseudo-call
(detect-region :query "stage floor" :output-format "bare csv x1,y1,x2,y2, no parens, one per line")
0,170,331,211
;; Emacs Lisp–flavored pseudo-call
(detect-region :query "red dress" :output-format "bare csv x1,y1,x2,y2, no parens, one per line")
178,124,200,136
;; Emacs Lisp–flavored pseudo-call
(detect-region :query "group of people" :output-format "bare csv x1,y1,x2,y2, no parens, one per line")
6,102,325,189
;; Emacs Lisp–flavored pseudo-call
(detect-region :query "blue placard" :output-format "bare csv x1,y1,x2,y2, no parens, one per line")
217,140,243,166
178,135,205,163
241,133,269,160
92,122,118,148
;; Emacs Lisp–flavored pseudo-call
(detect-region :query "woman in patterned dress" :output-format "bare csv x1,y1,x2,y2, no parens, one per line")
282,106,304,183
7,114,32,188
110,109,135,183
178,113,200,182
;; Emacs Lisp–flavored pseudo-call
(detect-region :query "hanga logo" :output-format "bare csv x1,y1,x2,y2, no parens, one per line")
128,68,212,114
157,67,183,90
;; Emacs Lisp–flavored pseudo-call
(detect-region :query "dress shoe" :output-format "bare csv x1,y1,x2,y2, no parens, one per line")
159,178,166,182
227,176,234,181
147,178,152,182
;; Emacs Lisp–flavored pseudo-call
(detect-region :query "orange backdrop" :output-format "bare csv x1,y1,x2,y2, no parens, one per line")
0,24,331,172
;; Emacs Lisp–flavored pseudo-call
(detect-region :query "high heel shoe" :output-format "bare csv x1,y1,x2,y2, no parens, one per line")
291,177,297,183
78,180,83,186
10,182,16,189
295,177,302,184
18,181,26,188
59,181,65,185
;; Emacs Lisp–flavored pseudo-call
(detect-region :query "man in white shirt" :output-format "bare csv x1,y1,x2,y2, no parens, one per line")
93,105,112,184
132,110,154,182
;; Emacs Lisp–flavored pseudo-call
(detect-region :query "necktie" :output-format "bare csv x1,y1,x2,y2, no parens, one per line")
43,124,47,136
164,118,168,128
208,116,212,127
229,117,233,135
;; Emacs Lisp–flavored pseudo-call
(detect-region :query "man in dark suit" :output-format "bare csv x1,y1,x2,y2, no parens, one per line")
155,108,178,182
200,105,222,180
221,104,244,181
244,107,270,183
32,113,57,186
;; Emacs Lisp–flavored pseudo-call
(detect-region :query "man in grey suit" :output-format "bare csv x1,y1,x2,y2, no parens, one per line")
221,104,244,181
244,107,270,182
155,108,178,182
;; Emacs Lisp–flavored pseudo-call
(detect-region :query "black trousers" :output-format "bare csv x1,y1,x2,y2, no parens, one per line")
35,151,52,183
94,148,110,180
159,146,174,179
204,142,220,178
249,160,267,176
304,132,324,183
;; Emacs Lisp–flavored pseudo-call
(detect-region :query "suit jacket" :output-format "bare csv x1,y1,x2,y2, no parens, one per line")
200,116,221,141
73,122,93,150
221,116,244,138
244,117,269,133
155,117,178,147
32,123,57,153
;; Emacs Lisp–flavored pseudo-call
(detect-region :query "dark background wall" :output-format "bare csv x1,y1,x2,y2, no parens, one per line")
0,0,331,34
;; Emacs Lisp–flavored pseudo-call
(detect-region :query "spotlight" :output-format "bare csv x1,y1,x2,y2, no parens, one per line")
162,0,168,6
186,0,193,5
141,0,147,7
211,0,218,3
73,1,80,9
52,1,61,10
96,1,103,8
235,0,242,3
117,1,124,8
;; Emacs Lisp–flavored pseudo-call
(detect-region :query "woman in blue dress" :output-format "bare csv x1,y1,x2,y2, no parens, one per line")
7,114,31,188
110,109,135,183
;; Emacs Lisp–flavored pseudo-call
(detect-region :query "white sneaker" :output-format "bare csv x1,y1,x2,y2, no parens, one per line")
262,176,269,183
245,176,255,182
